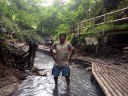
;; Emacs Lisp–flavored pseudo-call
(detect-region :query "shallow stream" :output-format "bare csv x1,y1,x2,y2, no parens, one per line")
13,51,103,96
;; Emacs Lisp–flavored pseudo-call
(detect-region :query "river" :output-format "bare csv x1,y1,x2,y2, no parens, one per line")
13,51,103,96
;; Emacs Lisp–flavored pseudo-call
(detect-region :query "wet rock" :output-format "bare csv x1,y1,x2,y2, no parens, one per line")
31,66,47,76
31,66,39,73
86,67,92,74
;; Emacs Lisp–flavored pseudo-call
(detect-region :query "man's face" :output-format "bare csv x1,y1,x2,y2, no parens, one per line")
59,35,66,43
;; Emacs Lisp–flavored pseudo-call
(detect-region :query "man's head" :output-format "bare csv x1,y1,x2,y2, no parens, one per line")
59,33,66,44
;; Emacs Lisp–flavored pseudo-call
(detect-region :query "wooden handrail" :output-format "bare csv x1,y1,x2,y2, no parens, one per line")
81,17,128,29
81,7,128,23
70,7,128,35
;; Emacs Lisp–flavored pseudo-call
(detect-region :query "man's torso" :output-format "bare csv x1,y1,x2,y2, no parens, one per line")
54,41,72,66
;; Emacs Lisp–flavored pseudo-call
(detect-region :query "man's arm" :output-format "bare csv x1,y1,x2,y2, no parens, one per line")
50,43,57,62
68,44,75,62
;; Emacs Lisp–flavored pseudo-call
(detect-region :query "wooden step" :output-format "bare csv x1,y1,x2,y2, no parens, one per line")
92,62,128,96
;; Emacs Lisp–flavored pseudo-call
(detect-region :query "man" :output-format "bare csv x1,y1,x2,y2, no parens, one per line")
50,33,74,87
28,41,38,70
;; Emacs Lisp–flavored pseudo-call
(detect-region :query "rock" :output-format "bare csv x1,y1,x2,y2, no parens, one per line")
31,66,47,76
86,67,92,74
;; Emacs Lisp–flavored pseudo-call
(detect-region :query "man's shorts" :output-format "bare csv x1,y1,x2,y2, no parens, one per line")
52,65,70,77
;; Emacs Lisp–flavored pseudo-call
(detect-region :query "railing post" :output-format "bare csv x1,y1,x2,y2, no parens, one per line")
77,23,80,36
93,18,95,30
103,14,106,35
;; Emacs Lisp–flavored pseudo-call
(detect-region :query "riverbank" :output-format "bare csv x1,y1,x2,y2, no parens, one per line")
0,63,27,96
0,42,27,96
73,52,128,69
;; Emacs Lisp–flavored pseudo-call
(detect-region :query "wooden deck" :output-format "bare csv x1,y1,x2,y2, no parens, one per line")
92,62,128,96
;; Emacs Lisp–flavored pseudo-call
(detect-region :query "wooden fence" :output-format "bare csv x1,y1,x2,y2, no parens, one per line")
70,7,128,36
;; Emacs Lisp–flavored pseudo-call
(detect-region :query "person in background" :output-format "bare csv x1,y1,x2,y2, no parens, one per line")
28,41,38,70
50,33,74,88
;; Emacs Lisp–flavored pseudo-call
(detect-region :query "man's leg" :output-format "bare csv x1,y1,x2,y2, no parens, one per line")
66,76,70,87
28,55,34,70
52,65,60,87
54,76,58,86
62,66,70,87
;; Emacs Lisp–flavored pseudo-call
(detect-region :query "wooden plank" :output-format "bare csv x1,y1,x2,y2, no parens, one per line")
96,63,102,72
101,64,128,92
108,73,127,96
92,63,112,96
118,74,128,83
92,62,96,72
103,72,124,96
115,70,128,84
93,72,114,96
111,73,128,95
99,65,123,96
113,67,128,82
111,73,128,91
109,74,128,95
103,65,109,73
99,74,116,96
92,63,117,96
93,63,99,71
92,62,128,96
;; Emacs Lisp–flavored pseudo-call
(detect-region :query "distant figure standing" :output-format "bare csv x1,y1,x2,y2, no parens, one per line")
28,41,38,70
45,37,53,47
50,33,74,87
15,41,38,71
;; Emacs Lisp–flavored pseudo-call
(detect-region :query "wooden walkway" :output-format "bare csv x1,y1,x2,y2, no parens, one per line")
92,62,128,96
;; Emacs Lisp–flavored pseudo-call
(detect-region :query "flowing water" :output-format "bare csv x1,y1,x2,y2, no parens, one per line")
13,51,103,96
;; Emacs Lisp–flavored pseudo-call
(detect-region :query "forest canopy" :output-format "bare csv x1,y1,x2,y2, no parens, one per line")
0,0,128,43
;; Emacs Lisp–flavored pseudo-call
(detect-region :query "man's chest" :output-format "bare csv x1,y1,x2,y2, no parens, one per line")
56,44,69,53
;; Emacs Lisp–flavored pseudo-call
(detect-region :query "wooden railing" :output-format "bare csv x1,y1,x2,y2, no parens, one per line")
70,7,128,36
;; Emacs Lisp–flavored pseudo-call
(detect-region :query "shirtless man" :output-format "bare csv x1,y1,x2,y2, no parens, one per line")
50,33,74,87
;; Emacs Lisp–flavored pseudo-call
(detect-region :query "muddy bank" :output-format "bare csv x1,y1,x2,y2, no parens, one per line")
0,63,27,96
0,42,28,96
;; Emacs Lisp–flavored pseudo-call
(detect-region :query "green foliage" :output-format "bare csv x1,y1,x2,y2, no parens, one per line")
117,24,128,30
2,16,19,32
0,0,128,43
78,0,128,38
118,0,128,9
0,0,43,42
93,24,114,33
67,33,74,41
81,23,128,36
0,33,4,39
21,29,43,43
0,16,20,40
55,24,69,34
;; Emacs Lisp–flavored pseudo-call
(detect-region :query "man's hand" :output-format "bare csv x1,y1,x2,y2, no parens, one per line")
68,57,72,63
52,55,57,62
68,48,75,63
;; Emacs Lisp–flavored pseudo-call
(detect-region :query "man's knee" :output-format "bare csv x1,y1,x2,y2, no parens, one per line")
62,67,70,77
54,76,58,79
52,65,60,77
65,76,70,80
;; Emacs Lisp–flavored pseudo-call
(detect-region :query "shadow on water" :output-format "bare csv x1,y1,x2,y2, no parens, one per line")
51,76,72,96
53,86,71,96
91,75,106,96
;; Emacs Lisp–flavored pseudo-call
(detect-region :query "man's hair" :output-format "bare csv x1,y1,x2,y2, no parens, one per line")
59,33,66,38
